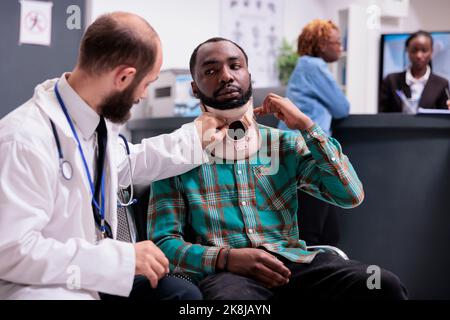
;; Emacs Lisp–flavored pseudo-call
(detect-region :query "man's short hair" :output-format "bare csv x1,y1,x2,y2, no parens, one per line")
79,13,159,82
189,37,249,77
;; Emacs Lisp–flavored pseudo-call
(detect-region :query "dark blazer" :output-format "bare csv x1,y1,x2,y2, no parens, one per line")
379,71,449,112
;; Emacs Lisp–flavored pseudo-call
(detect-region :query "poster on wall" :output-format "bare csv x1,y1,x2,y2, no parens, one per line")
220,0,284,87
19,0,53,46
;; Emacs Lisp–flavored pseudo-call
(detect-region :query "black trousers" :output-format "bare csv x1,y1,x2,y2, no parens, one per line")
101,275,202,300
198,253,408,300
298,191,340,246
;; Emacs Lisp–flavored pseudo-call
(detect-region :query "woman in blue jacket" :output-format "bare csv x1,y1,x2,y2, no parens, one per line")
278,19,349,136
279,19,350,246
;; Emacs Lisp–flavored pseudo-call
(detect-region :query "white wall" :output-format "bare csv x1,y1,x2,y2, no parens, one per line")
283,0,326,45
86,0,325,70
86,0,221,70
85,0,450,68
382,0,450,33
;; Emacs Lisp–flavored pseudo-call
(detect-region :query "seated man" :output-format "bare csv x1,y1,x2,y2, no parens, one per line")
147,37,408,300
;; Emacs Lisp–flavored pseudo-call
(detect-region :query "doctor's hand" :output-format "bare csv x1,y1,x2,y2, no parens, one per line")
134,241,170,288
254,93,314,131
194,112,228,149
447,100,450,110
220,248,291,288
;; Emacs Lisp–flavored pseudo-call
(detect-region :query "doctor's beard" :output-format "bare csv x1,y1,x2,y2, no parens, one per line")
197,81,253,111
98,80,140,124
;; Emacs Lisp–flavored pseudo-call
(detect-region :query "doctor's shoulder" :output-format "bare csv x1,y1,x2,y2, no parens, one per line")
0,99,57,166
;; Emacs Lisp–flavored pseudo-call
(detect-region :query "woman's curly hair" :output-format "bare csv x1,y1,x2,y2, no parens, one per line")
297,19,339,57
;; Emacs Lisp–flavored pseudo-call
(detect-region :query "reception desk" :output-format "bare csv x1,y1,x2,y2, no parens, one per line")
127,114,450,299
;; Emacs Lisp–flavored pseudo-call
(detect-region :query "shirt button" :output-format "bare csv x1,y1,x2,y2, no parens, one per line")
241,201,247,206
248,229,255,234
331,157,336,162
237,170,242,175
313,132,318,136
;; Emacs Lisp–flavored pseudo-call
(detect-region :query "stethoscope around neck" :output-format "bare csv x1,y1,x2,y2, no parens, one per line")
49,120,137,208
116,134,138,208
50,82,137,213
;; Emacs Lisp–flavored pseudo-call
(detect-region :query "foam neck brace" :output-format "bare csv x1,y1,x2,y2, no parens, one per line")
202,100,261,161
203,100,252,123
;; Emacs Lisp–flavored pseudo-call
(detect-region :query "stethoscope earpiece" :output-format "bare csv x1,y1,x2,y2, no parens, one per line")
117,134,137,208
117,198,137,208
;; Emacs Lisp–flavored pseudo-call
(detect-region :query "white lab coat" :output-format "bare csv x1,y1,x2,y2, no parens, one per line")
0,78,206,299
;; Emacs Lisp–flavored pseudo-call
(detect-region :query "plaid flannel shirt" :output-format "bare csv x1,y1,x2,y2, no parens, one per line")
147,124,364,283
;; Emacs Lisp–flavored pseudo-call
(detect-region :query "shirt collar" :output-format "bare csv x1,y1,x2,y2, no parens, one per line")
406,65,431,86
58,73,100,140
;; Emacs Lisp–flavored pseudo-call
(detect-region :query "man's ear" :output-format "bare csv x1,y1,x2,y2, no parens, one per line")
191,81,199,98
113,66,137,90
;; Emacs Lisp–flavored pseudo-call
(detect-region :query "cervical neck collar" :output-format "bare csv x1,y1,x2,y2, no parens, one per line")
202,99,261,161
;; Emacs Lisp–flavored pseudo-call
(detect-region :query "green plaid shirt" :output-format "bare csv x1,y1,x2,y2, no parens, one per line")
147,124,364,283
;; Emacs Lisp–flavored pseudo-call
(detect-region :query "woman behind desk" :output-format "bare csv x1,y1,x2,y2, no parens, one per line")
380,30,450,113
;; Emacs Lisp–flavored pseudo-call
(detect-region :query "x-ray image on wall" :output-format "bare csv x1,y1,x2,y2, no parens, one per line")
220,0,285,87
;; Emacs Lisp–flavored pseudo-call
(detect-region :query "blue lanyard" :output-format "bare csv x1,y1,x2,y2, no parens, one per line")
54,82,107,236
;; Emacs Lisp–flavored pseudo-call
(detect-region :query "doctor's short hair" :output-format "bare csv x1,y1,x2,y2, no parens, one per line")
297,19,339,57
189,37,249,77
78,13,159,82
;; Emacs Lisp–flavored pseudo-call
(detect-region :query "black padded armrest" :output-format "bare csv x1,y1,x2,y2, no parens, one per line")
131,185,151,241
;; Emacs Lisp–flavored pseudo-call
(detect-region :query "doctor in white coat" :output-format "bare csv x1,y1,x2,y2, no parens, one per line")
0,12,225,299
